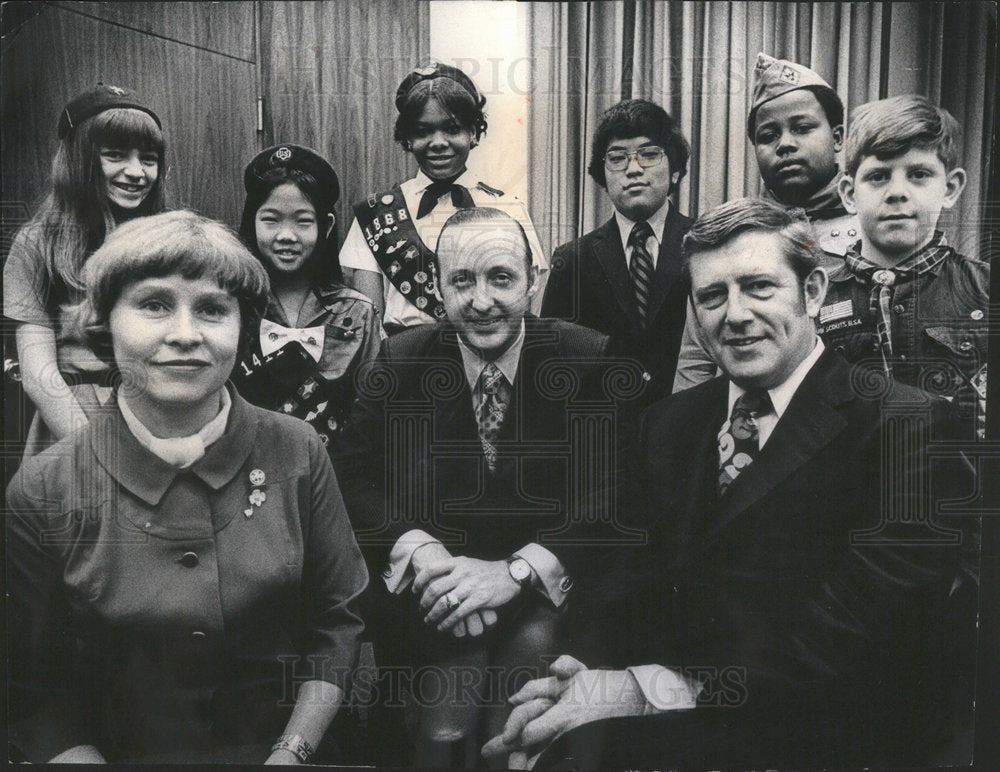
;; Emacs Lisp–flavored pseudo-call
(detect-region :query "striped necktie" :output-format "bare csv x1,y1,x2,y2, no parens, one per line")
628,221,655,325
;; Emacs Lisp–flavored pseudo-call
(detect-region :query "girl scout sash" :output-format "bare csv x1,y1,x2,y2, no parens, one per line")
352,185,447,321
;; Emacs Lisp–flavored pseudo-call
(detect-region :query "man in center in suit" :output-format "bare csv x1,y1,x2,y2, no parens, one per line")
541,99,692,410
333,206,612,767
484,198,972,769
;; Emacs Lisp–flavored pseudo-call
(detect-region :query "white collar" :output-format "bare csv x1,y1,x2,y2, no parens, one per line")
727,338,825,420
414,168,477,193
615,197,672,253
118,387,232,469
457,320,526,390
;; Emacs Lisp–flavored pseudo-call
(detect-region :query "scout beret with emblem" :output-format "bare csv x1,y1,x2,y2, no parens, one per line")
58,83,161,139
747,52,842,139
395,61,486,111
244,143,340,205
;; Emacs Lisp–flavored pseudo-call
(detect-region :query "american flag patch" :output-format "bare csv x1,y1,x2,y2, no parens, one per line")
820,299,853,323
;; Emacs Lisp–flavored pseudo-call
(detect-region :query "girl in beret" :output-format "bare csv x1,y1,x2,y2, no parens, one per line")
3,84,168,457
232,144,382,446
339,61,548,334
6,210,368,764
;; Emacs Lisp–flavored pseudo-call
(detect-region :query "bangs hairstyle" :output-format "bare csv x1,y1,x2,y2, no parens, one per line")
844,94,961,177
238,167,343,286
682,198,820,285
30,107,168,296
587,99,691,190
69,210,270,361
394,77,488,145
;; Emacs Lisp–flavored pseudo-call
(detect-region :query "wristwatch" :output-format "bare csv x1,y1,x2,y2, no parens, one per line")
271,733,315,762
506,555,533,589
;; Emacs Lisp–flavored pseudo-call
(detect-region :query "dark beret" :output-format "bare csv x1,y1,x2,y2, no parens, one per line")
394,61,485,112
57,83,161,139
243,144,340,205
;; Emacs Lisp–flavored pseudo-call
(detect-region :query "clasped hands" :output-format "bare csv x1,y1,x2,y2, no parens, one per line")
410,542,522,638
481,655,648,769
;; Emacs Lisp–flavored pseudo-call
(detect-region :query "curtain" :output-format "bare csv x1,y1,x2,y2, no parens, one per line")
526,1,995,261
259,0,431,248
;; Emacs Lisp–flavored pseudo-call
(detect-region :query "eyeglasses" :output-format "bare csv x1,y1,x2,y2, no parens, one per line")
604,146,666,171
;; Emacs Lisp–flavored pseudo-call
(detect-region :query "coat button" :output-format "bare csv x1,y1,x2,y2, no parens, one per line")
559,576,574,593
893,304,905,314
898,354,907,361
642,372,652,382
959,341,973,351
191,631,207,641
180,551,199,568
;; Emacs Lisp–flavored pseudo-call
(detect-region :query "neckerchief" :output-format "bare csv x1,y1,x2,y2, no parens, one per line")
844,231,952,375
761,171,847,221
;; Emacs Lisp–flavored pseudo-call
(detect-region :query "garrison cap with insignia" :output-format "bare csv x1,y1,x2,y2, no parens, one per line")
395,61,486,111
747,53,842,139
244,143,340,205
58,83,161,139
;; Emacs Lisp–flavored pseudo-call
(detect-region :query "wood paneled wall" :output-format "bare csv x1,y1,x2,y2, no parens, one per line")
259,0,430,247
1,1,258,238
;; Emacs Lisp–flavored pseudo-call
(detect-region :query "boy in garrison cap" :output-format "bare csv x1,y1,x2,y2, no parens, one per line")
673,53,860,390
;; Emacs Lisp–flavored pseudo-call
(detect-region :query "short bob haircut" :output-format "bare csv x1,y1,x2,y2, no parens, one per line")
747,86,844,143
71,210,270,362
843,94,962,178
394,77,488,146
682,197,821,287
587,99,690,191
238,166,343,287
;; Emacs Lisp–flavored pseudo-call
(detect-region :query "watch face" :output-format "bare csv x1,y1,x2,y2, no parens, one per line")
509,557,532,583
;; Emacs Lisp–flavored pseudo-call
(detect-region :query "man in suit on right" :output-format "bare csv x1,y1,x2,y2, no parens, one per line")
484,198,975,769
541,99,692,409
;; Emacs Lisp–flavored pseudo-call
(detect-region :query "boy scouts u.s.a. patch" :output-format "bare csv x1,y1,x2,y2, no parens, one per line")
819,299,853,324
780,65,799,84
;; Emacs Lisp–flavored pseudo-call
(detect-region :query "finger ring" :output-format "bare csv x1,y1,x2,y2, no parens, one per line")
444,593,458,610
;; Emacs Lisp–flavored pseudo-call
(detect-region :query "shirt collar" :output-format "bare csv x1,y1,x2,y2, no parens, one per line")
92,385,259,507
457,320,526,390
728,337,825,420
615,197,672,254
414,168,476,194
118,387,232,469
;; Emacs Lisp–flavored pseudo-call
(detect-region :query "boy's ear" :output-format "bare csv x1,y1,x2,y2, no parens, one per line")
832,124,844,153
837,175,857,214
326,213,336,239
942,167,968,210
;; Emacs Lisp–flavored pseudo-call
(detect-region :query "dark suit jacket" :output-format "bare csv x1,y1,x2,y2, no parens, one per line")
333,315,611,580
541,207,692,408
561,349,973,768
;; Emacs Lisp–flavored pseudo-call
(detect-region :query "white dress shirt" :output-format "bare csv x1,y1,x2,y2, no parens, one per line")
614,198,672,270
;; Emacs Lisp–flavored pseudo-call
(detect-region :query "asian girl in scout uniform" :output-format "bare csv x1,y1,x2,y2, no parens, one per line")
3,84,167,458
339,62,548,334
5,210,368,764
232,144,382,446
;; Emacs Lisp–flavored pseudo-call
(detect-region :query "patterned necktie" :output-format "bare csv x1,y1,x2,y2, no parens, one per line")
628,221,656,325
416,180,476,219
476,362,511,472
718,389,773,495
844,232,951,376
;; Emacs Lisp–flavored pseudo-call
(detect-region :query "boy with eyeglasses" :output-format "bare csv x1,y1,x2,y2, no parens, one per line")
542,99,693,409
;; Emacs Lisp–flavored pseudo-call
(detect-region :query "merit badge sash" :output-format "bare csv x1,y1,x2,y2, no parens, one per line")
352,185,446,321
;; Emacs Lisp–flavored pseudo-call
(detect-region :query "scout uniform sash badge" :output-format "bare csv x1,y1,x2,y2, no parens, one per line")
352,185,446,321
